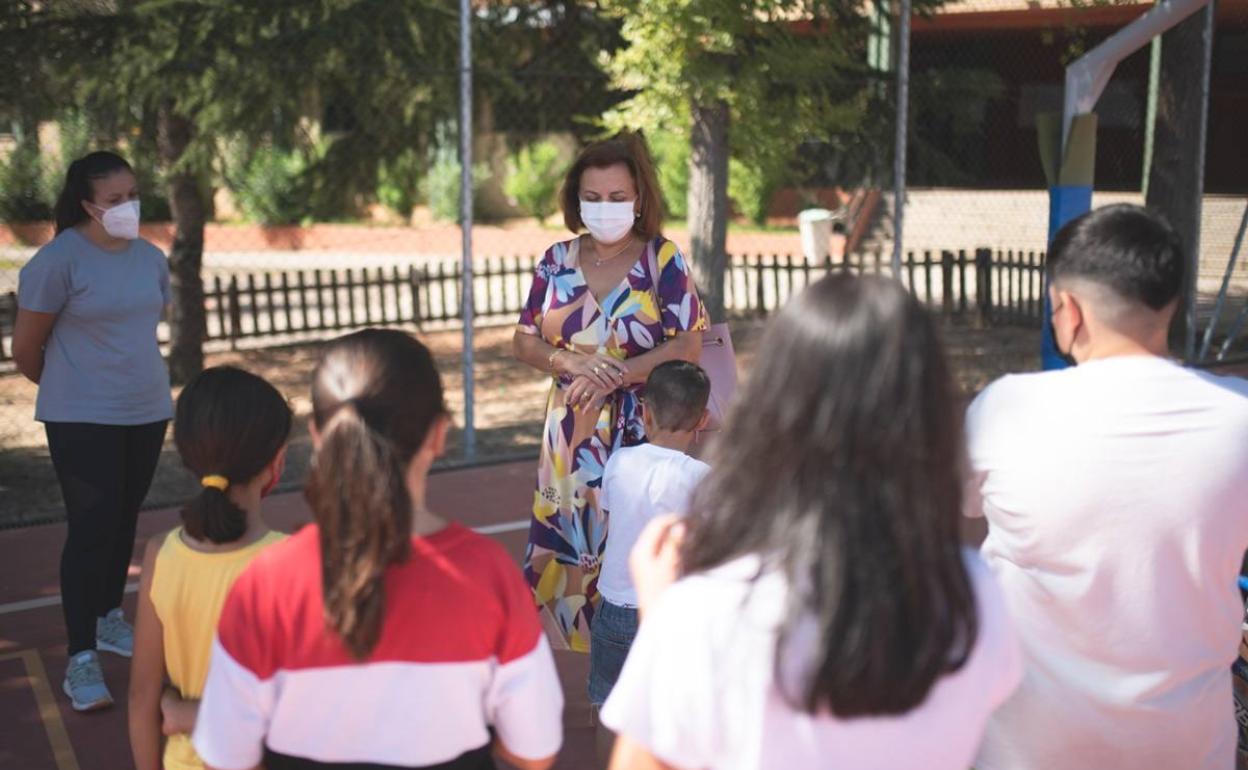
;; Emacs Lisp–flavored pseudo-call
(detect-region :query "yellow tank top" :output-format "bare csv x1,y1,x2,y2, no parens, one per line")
150,527,285,770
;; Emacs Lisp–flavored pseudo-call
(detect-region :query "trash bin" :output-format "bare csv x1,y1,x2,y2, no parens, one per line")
798,208,834,261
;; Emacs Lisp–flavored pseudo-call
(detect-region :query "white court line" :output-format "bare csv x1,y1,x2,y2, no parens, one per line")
0,519,533,618
0,583,141,616
472,520,531,536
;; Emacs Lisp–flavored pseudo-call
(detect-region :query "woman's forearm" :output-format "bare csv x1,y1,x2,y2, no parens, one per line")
513,331,560,375
622,331,703,386
14,351,43,384
13,309,56,385
515,328,703,388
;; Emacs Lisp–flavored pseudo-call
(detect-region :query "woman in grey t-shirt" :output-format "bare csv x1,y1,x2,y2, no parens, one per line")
12,151,172,712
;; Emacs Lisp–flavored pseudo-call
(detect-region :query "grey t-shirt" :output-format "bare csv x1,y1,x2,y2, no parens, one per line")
18,228,173,425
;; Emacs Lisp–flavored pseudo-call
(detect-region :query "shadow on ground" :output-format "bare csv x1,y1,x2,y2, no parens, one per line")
1,318,1044,527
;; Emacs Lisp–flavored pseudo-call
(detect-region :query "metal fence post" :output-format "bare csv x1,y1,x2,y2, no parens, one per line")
459,0,476,461
892,0,911,278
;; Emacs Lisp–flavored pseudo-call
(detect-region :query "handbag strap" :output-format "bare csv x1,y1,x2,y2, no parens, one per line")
645,239,661,306
644,239,667,340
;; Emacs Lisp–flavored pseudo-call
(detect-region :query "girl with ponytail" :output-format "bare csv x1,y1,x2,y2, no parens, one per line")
129,366,291,770
194,329,563,770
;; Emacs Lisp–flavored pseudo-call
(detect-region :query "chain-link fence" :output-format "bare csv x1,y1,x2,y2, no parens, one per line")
898,0,1248,358
0,0,1244,524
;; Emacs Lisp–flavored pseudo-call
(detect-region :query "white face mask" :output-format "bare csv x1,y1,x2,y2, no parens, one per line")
93,200,141,240
580,199,636,244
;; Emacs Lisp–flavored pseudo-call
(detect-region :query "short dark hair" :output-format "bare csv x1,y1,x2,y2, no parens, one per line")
561,132,665,240
644,360,710,432
1047,203,1184,310
680,274,977,719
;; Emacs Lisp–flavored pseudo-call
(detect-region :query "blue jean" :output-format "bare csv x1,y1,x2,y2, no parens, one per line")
588,599,639,706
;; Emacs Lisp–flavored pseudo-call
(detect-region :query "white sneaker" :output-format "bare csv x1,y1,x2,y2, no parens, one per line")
63,650,113,711
96,608,133,658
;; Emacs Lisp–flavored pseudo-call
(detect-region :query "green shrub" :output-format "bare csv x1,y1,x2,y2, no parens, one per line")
377,148,424,220
228,144,310,226
0,144,53,222
647,128,689,219
729,156,786,226
424,148,488,223
56,111,94,171
503,140,563,224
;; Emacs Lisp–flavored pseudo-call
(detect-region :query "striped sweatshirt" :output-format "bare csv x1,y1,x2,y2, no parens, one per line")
193,523,562,770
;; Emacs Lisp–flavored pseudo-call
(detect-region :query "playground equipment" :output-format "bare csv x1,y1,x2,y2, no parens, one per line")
1037,0,1228,369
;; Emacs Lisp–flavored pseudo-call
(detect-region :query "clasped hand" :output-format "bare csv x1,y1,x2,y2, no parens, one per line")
560,351,628,410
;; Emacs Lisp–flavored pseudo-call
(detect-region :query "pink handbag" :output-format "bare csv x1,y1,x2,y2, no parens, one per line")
698,322,738,432
646,246,739,434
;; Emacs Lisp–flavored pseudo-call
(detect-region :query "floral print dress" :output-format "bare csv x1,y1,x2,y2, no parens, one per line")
518,235,707,651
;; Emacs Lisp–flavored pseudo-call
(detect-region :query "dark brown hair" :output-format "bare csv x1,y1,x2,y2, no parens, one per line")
681,274,978,718
644,360,710,431
306,328,447,659
1047,203,1184,310
174,366,292,544
560,132,665,240
54,151,133,234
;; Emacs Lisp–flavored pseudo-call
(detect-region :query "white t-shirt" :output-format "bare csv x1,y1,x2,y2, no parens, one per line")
966,356,1248,770
598,442,709,608
601,550,1021,770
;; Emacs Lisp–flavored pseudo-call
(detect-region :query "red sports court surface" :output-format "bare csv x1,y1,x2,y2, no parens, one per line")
0,459,598,770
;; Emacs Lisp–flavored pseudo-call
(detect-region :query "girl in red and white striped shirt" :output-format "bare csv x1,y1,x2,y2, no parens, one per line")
193,329,562,770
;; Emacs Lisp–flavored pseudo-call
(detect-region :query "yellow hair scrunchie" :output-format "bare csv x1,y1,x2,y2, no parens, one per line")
201,475,230,491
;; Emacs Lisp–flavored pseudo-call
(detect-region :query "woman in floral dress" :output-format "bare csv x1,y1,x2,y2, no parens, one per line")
513,134,707,651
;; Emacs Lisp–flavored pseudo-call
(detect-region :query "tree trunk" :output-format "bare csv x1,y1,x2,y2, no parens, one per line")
687,98,731,323
157,103,206,385
1145,9,1209,358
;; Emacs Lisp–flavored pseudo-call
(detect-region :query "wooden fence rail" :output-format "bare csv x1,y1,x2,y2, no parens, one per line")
0,248,1046,361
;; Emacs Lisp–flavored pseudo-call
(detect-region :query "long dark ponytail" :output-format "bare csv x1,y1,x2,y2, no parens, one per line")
53,151,133,234
681,274,978,718
174,366,292,544
306,329,447,659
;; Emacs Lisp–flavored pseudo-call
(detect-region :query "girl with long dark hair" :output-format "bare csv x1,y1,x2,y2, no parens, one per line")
193,329,562,770
12,151,172,711
601,275,1022,770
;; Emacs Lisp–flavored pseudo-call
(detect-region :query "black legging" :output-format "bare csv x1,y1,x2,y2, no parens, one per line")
45,421,168,655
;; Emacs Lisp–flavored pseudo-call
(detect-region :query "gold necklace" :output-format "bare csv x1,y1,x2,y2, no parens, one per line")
592,236,635,267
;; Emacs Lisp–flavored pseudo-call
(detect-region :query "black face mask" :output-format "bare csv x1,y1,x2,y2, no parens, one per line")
1049,317,1078,368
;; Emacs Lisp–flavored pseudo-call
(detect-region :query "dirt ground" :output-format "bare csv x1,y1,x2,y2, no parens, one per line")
0,318,1040,528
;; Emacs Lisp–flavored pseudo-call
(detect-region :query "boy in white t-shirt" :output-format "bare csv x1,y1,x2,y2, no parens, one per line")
590,360,711,714
966,204,1248,770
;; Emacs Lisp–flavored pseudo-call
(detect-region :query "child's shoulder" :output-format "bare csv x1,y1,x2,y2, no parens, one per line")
603,442,646,475
645,443,707,476
145,527,179,566
409,524,531,610
673,452,710,475
424,523,514,571
226,525,314,585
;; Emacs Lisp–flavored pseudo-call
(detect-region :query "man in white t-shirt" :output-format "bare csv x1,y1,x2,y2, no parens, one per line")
590,360,711,717
966,204,1248,770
